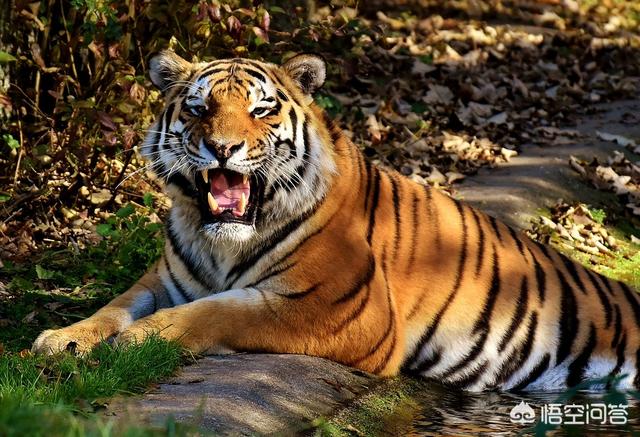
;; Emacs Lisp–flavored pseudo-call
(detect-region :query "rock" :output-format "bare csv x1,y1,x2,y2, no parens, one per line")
110,354,375,435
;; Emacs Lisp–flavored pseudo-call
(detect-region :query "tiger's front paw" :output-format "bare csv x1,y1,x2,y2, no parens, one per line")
31,324,113,356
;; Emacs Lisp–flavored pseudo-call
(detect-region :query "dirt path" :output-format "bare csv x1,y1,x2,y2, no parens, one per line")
455,99,640,228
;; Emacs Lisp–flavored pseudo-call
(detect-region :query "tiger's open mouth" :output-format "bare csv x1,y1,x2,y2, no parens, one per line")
195,169,263,225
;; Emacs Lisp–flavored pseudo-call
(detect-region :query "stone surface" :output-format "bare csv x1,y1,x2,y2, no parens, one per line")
455,99,640,228
112,354,375,435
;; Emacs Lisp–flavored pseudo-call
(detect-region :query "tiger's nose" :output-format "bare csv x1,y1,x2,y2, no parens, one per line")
204,140,245,163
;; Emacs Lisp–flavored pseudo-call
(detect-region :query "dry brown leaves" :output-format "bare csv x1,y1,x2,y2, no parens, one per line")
526,202,618,257
570,151,640,217
3,0,640,262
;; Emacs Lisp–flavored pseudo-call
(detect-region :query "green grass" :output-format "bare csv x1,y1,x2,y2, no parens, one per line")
0,199,175,435
0,336,189,436
0,199,164,352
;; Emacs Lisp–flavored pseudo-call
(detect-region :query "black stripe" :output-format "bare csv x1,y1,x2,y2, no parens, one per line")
611,305,622,348
363,158,373,211
424,186,441,249
586,270,612,328
408,349,441,374
470,209,485,278
406,191,419,273
391,177,402,256
472,245,501,333
556,269,579,364
258,288,282,322
226,204,319,284
529,247,547,302
332,252,376,304
256,201,345,284
535,241,552,260
560,255,587,294
332,285,372,334
160,102,175,145
289,107,298,144
366,167,381,244
277,283,320,299
566,323,597,387
196,66,228,79
406,202,468,366
488,216,504,245
281,163,306,192
243,68,266,83
349,252,395,369
367,249,397,374
498,276,529,352
163,257,193,303
439,330,489,379
601,276,616,295
508,227,527,260
448,360,488,389
511,353,551,391
248,262,295,287
492,311,538,388
619,282,640,327
371,333,397,374
276,89,289,102
165,217,214,290
607,331,627,389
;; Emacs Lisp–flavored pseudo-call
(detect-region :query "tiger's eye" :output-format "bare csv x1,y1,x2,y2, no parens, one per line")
188,105,207,117
251,107,269,117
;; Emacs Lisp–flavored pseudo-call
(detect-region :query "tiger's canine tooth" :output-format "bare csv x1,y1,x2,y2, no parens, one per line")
243,174,249,185
238,193,247,215
202,169,209,183
207,192,219,213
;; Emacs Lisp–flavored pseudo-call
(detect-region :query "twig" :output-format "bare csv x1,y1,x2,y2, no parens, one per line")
9,82,53,123
105,149,134,208
59,1,80,86
13,118,23,187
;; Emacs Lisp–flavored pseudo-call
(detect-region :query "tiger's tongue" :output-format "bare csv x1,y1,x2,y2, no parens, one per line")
209,170,250,216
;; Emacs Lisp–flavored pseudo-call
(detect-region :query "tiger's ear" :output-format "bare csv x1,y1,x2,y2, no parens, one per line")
149,50,193,91
282,54,326,96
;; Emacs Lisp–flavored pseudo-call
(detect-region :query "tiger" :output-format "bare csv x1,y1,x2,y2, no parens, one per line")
32,50,640,392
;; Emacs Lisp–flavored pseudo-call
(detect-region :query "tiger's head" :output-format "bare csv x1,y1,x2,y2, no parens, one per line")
143,51,336,244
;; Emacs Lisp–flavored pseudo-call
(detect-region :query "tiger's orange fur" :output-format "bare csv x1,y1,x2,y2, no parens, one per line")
33,52,640,391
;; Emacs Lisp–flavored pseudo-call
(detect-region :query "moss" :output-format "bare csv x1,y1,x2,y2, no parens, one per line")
311,376,426,436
